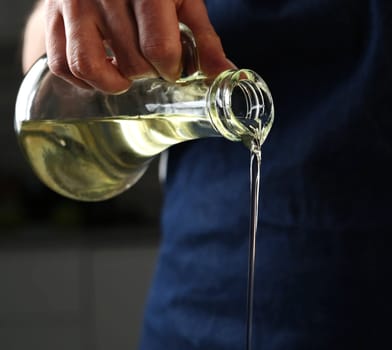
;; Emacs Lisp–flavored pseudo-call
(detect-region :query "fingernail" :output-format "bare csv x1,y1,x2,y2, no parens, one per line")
127,71,158,81
161,64,182,83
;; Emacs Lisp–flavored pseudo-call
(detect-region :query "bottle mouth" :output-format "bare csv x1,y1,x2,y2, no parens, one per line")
207,69,274,147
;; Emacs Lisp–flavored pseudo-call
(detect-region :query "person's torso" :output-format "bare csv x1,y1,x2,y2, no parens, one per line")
140,1,392,349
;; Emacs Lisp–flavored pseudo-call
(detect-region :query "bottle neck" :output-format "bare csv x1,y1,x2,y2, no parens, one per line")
207,69,274,149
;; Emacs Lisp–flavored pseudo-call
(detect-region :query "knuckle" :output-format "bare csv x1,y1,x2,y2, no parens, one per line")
47,56,68,77
68,54,101,80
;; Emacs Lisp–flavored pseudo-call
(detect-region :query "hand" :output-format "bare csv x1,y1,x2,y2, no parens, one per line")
44,0,234,93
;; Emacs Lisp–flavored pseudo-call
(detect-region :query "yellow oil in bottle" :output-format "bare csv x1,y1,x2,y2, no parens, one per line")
18,114,219,201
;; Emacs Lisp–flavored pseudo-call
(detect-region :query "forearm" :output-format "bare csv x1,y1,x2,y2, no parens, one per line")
22,0,46,73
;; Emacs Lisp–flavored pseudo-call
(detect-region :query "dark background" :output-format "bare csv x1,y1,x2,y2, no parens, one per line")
0,2,162,349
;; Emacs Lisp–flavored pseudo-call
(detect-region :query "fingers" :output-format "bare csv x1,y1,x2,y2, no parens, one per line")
63,1,132,93
46,0,132,93
44,0,233,94
45,3,91,89
45,0,181,92
99,0,158,81
178,0,235,77
133,0,182,82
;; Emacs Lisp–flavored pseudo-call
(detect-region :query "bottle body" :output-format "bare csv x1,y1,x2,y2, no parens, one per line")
15,57,273,201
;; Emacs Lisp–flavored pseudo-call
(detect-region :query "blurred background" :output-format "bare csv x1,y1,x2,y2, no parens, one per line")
0,2,162,349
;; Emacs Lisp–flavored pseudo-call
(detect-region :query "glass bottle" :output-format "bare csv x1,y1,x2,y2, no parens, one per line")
14,24,274,202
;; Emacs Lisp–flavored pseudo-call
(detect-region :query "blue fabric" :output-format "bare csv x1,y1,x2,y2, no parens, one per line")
140,1,392,349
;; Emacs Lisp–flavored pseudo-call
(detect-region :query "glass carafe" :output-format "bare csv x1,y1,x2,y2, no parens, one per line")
14,24,274,202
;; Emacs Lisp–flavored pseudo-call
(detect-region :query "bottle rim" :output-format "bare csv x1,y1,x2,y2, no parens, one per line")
207,69,274,148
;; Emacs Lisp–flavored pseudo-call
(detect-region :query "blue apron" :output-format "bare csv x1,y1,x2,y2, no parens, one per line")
140,1,392,349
